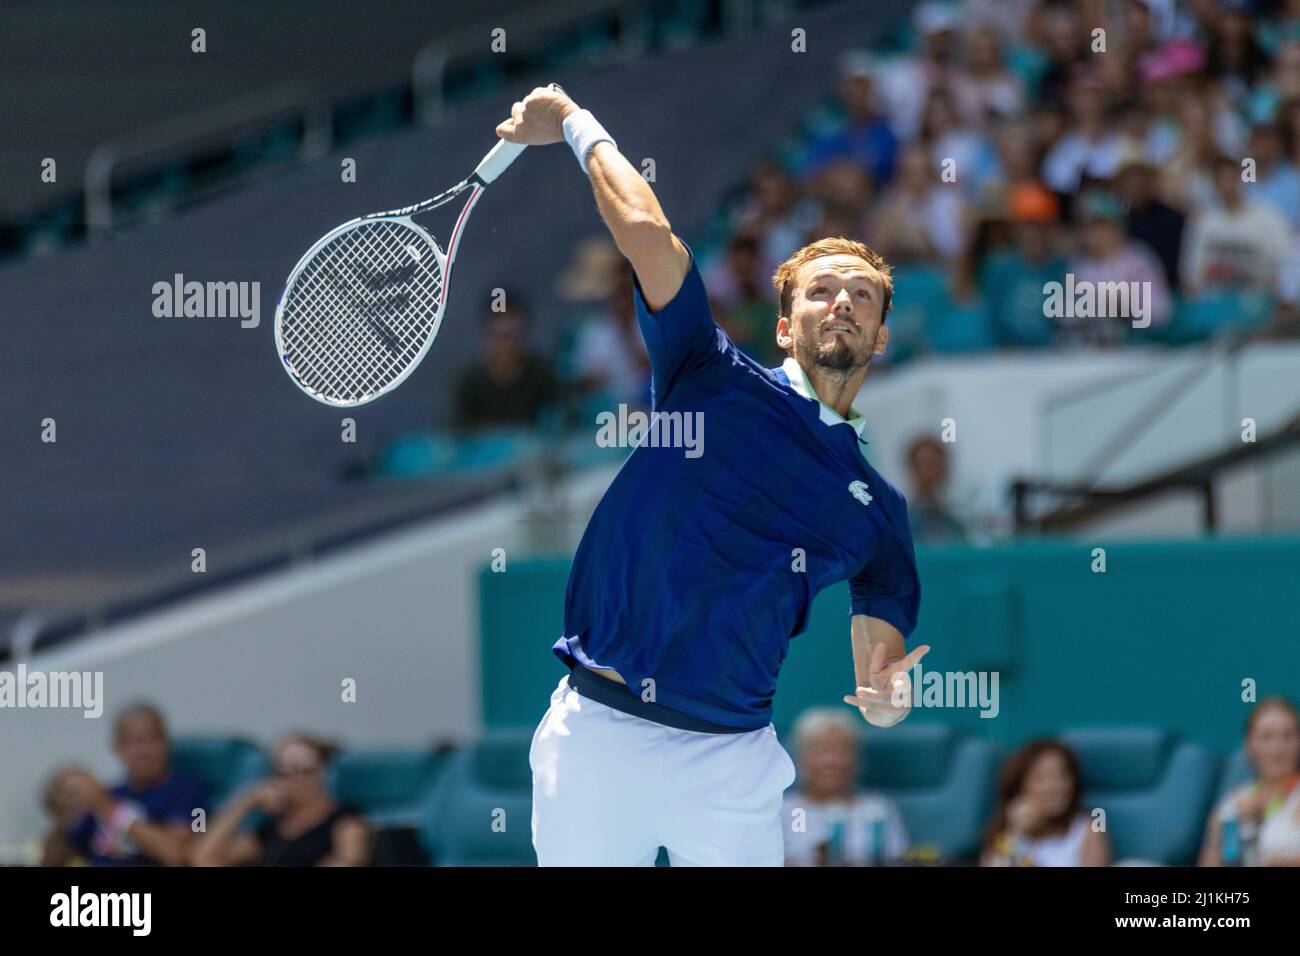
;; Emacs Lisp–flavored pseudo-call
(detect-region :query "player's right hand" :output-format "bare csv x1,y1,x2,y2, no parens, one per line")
495,85,578,146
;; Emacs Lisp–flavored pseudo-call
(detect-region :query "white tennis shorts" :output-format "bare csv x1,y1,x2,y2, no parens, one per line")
530,674,797,866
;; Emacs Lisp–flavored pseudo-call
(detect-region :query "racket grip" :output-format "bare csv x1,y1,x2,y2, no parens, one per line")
474,139,527,185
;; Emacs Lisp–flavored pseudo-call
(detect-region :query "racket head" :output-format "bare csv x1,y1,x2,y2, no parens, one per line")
274,215,448,407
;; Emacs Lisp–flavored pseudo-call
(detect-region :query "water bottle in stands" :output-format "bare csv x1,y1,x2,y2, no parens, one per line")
1220,807,1241,865
826,816,845,866
1239,816,1259,868
869,814,887,866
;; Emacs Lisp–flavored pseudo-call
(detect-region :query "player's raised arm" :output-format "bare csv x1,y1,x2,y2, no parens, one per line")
495,86,690,309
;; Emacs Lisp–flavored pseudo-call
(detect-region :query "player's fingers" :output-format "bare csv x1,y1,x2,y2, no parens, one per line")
843,694,900,715
894,644,931,673
495,120,518,139
845,687,898,709
875,645,929,684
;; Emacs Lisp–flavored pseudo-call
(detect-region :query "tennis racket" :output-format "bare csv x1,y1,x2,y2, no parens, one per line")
274,85,560,406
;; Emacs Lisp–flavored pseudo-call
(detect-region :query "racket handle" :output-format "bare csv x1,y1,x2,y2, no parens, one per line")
474,139,527,185
474,84,565,184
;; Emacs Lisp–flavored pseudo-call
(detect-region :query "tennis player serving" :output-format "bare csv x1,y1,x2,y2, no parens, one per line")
498,85,928,866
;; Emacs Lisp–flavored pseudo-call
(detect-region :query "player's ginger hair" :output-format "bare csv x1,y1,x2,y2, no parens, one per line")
771,236,894,322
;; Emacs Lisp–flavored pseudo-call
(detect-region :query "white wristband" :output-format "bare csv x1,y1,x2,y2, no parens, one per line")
562,108,616,174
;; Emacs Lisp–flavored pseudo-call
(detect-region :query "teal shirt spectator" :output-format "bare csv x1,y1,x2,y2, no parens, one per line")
981,250,1067,348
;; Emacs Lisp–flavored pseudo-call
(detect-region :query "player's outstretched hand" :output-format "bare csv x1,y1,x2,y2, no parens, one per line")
495,85,578,146
842,642,930,728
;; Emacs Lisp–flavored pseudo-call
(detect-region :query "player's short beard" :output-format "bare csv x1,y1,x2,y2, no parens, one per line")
796,321,877,375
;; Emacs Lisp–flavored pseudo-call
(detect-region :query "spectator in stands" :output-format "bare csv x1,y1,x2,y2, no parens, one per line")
881,2,966,140
798,51,899,188
905,435,967,543
872,143,969,265
706,229,783,366
782,708,910,866
1160,84,1246,213
1031,0,1091,111
1246,37,1300,124
193,733,370,866
991,118,1045,202
981,182,1067,346
41,703,207,866
956,22,1027,130
1199,695,1300,866
1204,0,1271,101
1181,153,1291,294
1114,147,1186,287
1066,189,1171,343
1042,71,1125,193
918,87,999,201
1116,0,1164,60
451,297,566,432
570,256,651,411
734,159,821,280
1245,121,1300,229
981,739,1111,866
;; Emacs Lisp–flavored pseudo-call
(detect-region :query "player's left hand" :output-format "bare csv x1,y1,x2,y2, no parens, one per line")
495,85,578,146
842,642,930,728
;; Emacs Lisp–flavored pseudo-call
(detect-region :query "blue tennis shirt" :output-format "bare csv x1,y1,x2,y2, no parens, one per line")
554,244,920,730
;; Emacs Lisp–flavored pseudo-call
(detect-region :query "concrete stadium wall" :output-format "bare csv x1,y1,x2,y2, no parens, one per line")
0,466,616,861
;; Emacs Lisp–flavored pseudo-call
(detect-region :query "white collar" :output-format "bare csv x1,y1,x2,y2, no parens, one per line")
781,357,869,442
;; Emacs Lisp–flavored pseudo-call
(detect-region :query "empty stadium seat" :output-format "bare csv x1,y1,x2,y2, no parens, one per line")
419,729,536,866
850,723,1000,863
171,737,271,809
1060,727,1220,865
328,749,450,828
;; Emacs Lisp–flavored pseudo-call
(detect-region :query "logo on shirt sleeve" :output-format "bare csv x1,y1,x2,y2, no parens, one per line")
848,480,873,507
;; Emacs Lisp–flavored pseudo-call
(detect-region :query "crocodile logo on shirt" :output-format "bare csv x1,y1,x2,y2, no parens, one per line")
848,480,873,507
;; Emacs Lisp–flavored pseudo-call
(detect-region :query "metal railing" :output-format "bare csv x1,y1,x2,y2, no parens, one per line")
1014,333,1300,535
84,82,332,236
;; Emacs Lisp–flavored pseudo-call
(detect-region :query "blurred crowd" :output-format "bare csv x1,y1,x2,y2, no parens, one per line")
38,694,1300,866
441,0,1300,537
785,693,1300,866
42,705,371,867
700,0,1300,358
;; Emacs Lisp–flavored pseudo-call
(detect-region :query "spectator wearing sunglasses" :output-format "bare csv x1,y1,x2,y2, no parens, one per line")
192,734,370,866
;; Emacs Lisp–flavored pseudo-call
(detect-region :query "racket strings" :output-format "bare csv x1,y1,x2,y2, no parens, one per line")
279,220,444,404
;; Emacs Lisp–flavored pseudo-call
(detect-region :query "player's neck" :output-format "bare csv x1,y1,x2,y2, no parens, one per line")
804,363,870,420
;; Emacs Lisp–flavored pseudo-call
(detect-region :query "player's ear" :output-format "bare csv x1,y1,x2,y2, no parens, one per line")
775,315,793,351
873,323,889,355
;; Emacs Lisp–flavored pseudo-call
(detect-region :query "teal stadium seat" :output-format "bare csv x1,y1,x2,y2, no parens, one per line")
1216,748,1253,800
171,737,271,809
883,266,948,365
928,291,996,353
328,749,449,829
420,729,536,866
1060,727,1220,865
851,723,1000,863
1157,289,1275,344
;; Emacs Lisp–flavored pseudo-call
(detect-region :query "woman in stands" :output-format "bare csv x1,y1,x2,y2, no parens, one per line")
1199,695,1300,867
980,740,1110,866
781,708,910,866
192,734,370,866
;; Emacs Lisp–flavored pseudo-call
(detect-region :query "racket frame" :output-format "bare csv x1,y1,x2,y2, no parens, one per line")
273,179,485,407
